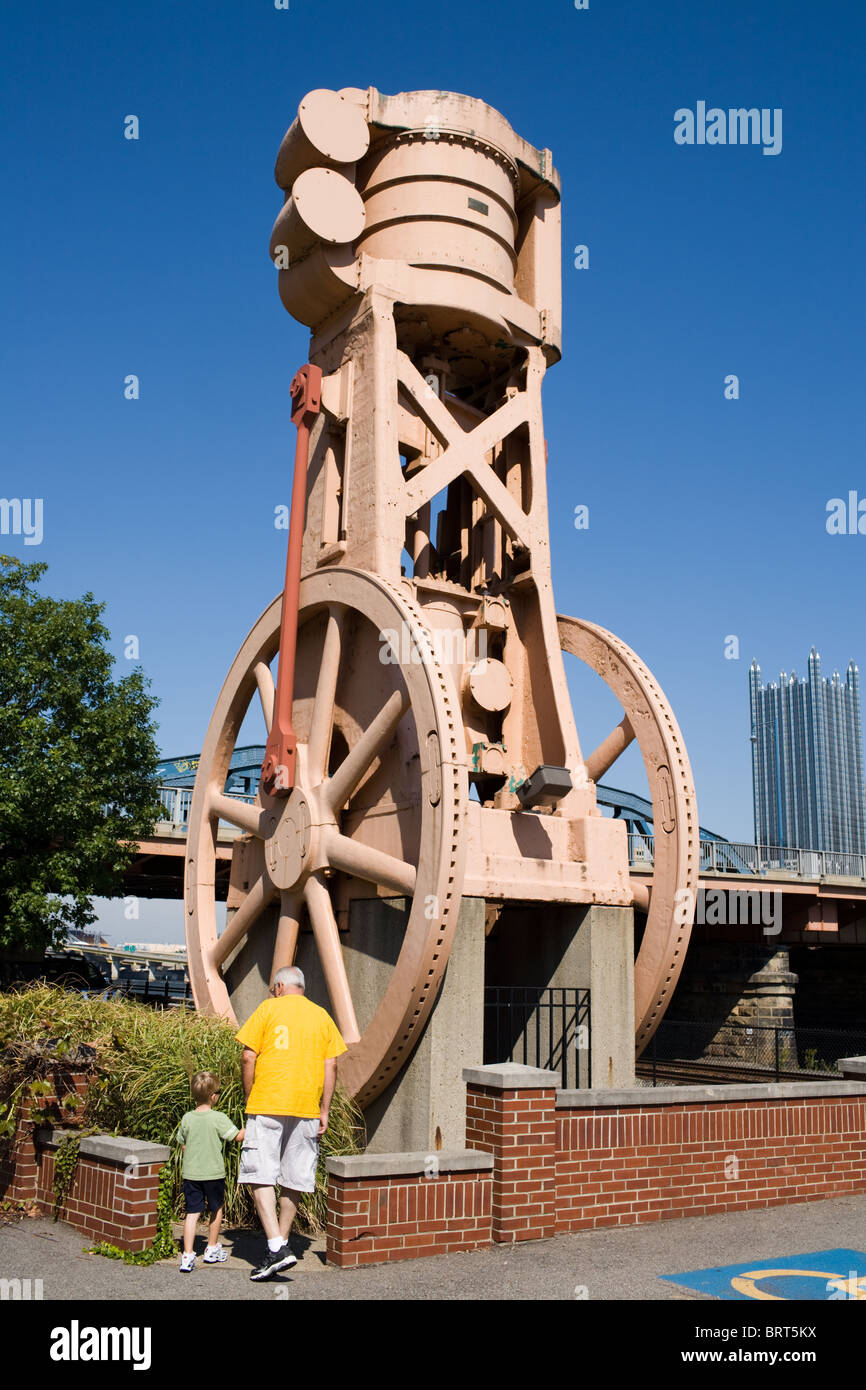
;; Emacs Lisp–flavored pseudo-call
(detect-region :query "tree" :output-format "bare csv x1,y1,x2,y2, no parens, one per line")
0,555,162,952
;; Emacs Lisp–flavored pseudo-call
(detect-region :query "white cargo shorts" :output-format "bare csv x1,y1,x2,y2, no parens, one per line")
238,1114,320,1192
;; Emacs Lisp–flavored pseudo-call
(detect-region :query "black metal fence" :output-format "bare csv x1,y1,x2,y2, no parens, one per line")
484,986,590,1089
112,977,193,1009
639,1017,866,1086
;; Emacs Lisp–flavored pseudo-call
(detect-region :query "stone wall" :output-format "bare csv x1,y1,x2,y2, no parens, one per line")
668,943,799,1039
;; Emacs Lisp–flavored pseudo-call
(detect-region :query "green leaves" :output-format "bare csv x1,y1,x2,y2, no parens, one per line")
53,1135,82,1220
0,556,163,950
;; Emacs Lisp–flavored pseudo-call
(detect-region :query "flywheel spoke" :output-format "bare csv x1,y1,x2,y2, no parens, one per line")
325,687,410,814
307,606,346,783
271,890,302,981
323,830,417,897
254,661,275,734
304,872,361,1043
584,715,635,784
631,880,651,912
211,874,277,969
208,790,269,838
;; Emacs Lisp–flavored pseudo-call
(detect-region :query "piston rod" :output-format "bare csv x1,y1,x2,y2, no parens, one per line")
261,363,322,795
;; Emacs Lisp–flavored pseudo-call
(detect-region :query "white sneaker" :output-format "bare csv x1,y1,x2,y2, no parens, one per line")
204,1244,227,1263
179,1252,196,1273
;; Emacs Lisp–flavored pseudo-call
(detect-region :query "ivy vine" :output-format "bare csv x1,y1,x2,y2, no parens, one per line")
86,1165,177,1266
53,1135,82,1219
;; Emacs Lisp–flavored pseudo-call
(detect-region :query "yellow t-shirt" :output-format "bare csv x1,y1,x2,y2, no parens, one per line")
235,995,347,1119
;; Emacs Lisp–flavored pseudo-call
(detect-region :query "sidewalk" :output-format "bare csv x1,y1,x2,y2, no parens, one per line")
2,1192,864,1300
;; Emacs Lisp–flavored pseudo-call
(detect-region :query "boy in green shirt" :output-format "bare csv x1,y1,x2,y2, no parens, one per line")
176,1070,244,1272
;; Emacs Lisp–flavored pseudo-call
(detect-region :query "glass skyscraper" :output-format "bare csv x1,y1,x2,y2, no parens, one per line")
749,650,866,853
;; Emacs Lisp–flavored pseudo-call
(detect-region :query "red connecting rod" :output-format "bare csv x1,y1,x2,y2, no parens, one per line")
260,363,322,796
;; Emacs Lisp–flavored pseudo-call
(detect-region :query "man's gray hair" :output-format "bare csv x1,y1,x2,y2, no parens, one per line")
273,965,305,990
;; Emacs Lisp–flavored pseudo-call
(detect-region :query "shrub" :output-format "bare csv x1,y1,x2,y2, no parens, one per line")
0,983,365,1233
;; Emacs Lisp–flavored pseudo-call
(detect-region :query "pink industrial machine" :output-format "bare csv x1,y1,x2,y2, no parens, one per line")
184,88,698,1108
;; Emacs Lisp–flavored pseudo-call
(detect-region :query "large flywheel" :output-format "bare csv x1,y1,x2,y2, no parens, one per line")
558,616,699,1052
185,568,467,1107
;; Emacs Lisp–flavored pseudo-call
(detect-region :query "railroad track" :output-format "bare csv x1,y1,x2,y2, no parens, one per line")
635,1057,838,1087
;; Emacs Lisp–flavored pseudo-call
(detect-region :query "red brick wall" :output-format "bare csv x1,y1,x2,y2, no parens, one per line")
34,1143,162,1253
0,1067,164,1253
0,1069,92,1203
0,1092,41,1203
466,1084,557,1242
555,1096,866,1232
327,1170,492,1267
327,1087,866,1264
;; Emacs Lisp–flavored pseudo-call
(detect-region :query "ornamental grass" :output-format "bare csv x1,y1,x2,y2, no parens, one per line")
0,982,365,1233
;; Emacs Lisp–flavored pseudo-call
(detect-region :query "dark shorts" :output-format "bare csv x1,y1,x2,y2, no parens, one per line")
182,1178,225,1215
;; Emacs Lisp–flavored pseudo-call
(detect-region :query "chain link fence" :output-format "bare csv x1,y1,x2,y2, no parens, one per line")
637,1017,866,1086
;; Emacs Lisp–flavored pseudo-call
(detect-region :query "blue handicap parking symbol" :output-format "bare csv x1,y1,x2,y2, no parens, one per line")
662,1249,866,1300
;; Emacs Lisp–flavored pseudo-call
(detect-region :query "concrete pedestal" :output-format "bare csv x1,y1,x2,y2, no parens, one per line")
224,903,277,1023
484,903,635,1088
224,895,631,1136
360,896,486,1153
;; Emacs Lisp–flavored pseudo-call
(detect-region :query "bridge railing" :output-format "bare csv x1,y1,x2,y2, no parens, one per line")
154,789,866,882
156,786,193,825
156,785,255,829
628,833,866,882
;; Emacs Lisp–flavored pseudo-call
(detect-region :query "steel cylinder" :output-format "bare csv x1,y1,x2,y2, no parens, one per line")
270,167,365,261
356,131,518,293
275,88,370,190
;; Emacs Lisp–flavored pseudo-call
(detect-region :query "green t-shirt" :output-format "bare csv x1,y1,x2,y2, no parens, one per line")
177,1108,239,1180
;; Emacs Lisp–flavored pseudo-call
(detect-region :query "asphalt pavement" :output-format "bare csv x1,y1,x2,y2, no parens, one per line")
1,1192,864,1301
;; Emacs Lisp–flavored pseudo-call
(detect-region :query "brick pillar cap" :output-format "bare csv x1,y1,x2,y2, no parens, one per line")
463,1063,560,1090
38,1127,170,1166
838,1056,866,1078
326,1148,494,1179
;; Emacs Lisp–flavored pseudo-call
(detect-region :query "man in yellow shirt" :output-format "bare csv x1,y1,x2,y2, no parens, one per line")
235,965,346,1281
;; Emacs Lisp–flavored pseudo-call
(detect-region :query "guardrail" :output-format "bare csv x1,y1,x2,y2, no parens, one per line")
628,833,866,882
113,977,193,1008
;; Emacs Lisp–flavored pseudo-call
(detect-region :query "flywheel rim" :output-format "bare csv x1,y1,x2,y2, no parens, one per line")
558,615,699,1051
185,568,467,1106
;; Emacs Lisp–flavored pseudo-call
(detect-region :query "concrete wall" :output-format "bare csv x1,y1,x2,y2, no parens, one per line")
360,897,486,1153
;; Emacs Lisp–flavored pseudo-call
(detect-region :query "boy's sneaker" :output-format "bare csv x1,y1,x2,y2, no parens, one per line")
249,1243,297,1281
179,1252,196,1273
204,1244,227,1263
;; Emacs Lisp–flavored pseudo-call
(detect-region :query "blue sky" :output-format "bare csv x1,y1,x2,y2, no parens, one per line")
3,0,865,937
